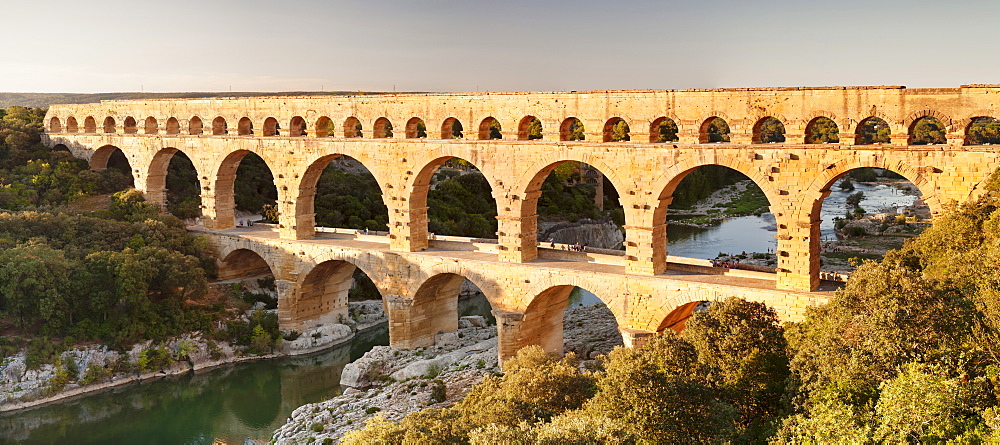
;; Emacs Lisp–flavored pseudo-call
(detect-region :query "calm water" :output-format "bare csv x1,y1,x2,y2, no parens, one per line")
666,180,918,259
1,180,916,443
0,327,388,445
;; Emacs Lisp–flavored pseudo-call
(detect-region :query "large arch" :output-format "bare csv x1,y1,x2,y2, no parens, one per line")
413,155,499,239
294,153,389,237
518,284,624,356
406,155,501,245
398,271,496,348
146,147,202,217
89,144,129,171
217,247,276,281
293,259,360,330
211,149,280,228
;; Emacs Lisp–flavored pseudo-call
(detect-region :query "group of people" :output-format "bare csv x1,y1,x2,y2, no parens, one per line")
238,219,255,227
548,239,587,252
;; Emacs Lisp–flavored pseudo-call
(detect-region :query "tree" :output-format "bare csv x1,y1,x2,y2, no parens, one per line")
756,118,786,143
707,118,730,143
0,242,71,328
857,118,891,144
527,118,543,140
910,117,947,145
655,119,679,143
610,120,630,142
807,117,839,143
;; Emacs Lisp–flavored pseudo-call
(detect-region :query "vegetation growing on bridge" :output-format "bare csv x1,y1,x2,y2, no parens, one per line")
342,168,1000,443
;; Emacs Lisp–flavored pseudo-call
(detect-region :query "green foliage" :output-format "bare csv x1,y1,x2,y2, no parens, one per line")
609,119,630,142
527,117,543,140
225,308,280,354
233,152,277,212
911,117,947,145
565,118,585,141
137,344,175,373
706,118,730,143
807,117,839,143
79,363,112,385
857,117,891,144
670,165,752,209
967,117,1000,145
756,118,786,143
427,172,497,238
655,118,679,143
164,151,201,219
313,166,388,231
429,379,446,403
845,191,865,208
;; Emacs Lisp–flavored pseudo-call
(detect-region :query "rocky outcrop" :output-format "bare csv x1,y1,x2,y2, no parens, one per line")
538,219,624,250
272,305,621,444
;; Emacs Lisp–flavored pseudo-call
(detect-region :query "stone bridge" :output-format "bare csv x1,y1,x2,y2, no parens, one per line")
41,86,1000,360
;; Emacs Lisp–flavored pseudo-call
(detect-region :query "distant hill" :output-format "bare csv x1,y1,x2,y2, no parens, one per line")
0,91,409,108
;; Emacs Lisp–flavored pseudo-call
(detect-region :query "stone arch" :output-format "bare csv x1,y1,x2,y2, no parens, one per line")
144,117,158,135
603,117,630,142
441,117,463,139
66,116,78,133
146,147,201,208
752,116,786,143
698,116,730,143
401,270,498,348
804,116,839,144
519,283,624,355
89,144,131,172
343,116,362,138
649,116,679,143
559,117,585,141
49,117,62,132
123,116,137,134
299,250,388,300
903,110,953,133
802,160,940,220
295,153,389,237
314,116,333,137
212,116,227,135
638,299,712,333
189,116,204,135
518,115,542,140
293,259,362,329
518,156,629,209
965,116,1000,145
479,116,502,140
165,117,180,135
237,117,254,136
84,116,97,133
263,117,280,136
217,247,277,281
289,116,306,137
405,117,427,138
212,148,281,227
408,154,501,241
907,114,949,145
651,159,780,229
855,116,891,145
103,116,116,133
373,117,393,138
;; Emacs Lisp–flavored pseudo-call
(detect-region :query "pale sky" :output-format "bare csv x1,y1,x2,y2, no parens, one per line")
3,0,998,93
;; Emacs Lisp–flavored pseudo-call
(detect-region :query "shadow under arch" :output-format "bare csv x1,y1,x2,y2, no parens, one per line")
402,271,497,348
295,153,390,235
293,258,370,330
89,144,135,180
217,247,276,281
519,284,623,356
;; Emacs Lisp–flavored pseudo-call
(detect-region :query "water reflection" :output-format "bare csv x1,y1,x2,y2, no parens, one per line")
0,326,388,445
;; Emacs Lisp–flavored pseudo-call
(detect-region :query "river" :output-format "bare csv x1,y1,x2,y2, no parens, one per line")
1,179,917,444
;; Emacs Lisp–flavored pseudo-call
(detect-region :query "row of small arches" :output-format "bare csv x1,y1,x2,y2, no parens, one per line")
47,113,1000,145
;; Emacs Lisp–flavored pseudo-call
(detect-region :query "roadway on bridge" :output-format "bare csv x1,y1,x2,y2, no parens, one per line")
196,225,843,296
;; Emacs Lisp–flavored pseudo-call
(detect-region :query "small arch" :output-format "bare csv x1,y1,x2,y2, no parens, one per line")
238,117,254,136
560,117,585,141
103,117,117,134
805,116,839,143
603,117,630,142
123,117,137,134
263,117,279,136
965,116,1000,145
650,117,679,143
855,117,890,144
315,117,334,137
84,116,97,133
289,116,306,137
189,116,204,135
212,116,227,135
344,117,362,138
406,117,427,138
49,117,62,132
752,117,785,143
165,117,180,135
519,116,543,140
909,116,947,145
66,117,78,133
144,117,158,134
699,117,730,143
479,117,502,140
441,117,464,139
373,117,393,138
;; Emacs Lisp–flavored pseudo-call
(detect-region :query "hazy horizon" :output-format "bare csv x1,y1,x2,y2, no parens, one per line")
4,0,999,93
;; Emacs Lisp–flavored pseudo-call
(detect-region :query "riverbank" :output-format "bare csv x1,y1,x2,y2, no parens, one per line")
272,304,622,444
0,300,387,414
669,180,770,227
